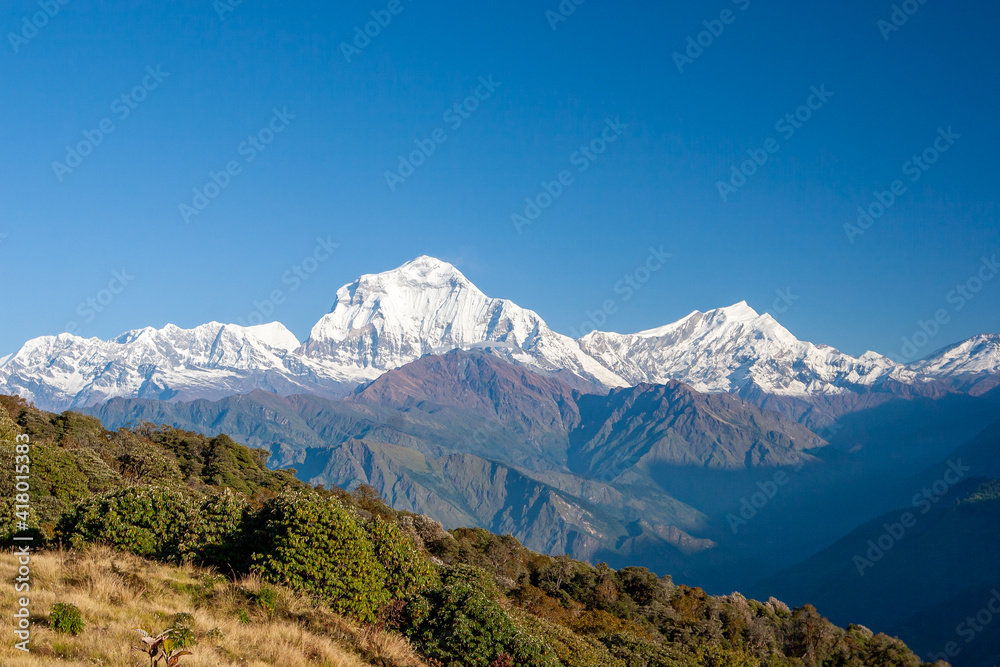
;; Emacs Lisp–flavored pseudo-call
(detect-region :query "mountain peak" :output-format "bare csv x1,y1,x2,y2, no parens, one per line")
911,332,1000,376
714,300,761,322
299,257,626,387
356,256,476,294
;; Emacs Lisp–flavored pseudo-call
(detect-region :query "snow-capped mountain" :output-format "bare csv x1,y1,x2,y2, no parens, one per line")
0,255,997,413
0,322,364,411
578,301,919,397
910,334,1000,376
298,256,626,388
908,333,1000,395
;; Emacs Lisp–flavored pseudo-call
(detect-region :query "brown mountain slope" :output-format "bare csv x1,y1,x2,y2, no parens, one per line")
570,382,827,479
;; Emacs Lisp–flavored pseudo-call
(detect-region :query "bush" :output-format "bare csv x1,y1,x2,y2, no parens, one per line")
515,611,627,667
249,586,279,619
49,603,84,635
187,489,250,567
56,486,196,561
405,564,557,667
168,612,196,648
0,406,20,443
111,430,182,484
249,490,389,623
366,516,436,602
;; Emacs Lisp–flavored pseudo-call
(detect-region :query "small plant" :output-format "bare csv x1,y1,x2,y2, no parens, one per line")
133,629,193,667
168,625,195,648
49,602,84,635
168,612,195,648
162,638,193,666
134,628,170,666
206,626,225,641
249,585,278,618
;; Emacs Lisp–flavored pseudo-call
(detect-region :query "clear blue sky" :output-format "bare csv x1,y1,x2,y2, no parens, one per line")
1,0,997,361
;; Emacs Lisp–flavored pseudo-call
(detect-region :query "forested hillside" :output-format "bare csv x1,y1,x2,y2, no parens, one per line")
1,395,939,666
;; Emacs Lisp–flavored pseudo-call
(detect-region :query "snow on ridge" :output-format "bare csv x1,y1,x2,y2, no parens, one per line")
0,257,996,411
910,333,1000,375
577,301,919,397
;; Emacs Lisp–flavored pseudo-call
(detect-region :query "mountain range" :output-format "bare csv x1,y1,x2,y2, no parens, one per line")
3,255,999,416
4,255,1000,664
84,349,826,574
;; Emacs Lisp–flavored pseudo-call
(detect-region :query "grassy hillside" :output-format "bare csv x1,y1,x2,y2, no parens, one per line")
1,396,938,667
0,547,425,666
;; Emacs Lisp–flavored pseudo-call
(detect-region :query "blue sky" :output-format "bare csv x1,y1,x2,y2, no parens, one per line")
1,0,997,361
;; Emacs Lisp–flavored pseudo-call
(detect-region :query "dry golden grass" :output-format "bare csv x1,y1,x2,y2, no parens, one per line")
0,546,428,667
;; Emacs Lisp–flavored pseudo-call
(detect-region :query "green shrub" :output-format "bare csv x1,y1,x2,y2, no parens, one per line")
111,430,182,484
49,603,84,635
249,586,279,618
0,406,20,443
186,489,250,567
168,612,196,648
515,611,626,667
56,486,196,561
366,516,436,601
405,564,557,667
249,490,389,623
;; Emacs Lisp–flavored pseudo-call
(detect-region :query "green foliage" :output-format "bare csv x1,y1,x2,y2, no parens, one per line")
0,403,20,442
249,586,279,618
111,429,181,483
49,602,84,635
366,516,436,602
2,394,932,667
141,424,297,495
405,564,557,667
167,612,196,649
616,566,669,607
249,490,390,623
187,489,250,567
433,527,932,667
514,611,627,667
0,398,301,501
202,434,266,494
56,486,196,561
957,479,1000,506
861,633,923,667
